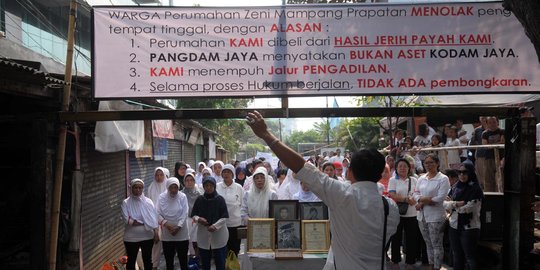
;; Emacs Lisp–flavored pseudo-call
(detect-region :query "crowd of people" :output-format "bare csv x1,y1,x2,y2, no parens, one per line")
374,117,496,270
383,116,504,193
120,113,502,270
120,153,328,269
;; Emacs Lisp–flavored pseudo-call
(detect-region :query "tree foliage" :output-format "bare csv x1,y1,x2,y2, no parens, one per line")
243,143,267,158
284,129,323,151
354,95,433,148
335,118,381,151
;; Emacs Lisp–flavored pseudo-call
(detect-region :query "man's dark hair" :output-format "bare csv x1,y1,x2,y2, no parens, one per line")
252,159,264,167
418,123,428,136
350,148,385,182
277,169,288,178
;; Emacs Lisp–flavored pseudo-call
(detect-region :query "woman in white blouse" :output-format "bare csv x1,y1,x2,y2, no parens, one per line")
413,154,451,270
157,177,189,270
146,167,168,270
241,166,278,224
216,164,244,256
182,172,203,258
121,179,159,270
388,159,419,270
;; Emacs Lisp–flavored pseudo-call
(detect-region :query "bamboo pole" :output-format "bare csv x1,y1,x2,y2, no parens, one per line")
49,1,77,269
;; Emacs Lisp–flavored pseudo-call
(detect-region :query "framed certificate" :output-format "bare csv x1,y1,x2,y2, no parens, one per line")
247,218,275,252
302,220,330,253
299,202,328,220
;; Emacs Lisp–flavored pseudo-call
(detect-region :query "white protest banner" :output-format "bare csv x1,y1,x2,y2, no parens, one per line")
92,3,540,98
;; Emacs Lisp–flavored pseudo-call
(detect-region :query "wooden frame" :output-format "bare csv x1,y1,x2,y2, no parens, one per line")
276,220,302,250
299,202,329,220
302,220,331,253
269,200,299,220
247,218,275,252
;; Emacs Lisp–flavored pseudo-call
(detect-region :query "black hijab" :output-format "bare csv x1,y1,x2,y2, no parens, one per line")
449,162,484,228
235,167,247,187
190,176,229,225
449,162,484,202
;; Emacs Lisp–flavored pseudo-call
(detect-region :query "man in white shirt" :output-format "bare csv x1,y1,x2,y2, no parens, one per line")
246,111,399,270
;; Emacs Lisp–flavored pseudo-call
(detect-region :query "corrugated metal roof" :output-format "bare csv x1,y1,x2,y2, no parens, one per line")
0,57,66,85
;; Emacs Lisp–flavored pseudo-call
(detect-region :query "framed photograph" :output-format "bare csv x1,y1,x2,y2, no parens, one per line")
299,202,328,220
247,218,275,252
302,220,331,253
269,200,299,220
276,220,302,250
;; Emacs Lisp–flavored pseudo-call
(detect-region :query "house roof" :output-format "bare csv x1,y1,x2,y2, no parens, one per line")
0,57,66,85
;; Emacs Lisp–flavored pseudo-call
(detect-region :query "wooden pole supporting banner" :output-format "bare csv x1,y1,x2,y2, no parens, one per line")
49,1,76,269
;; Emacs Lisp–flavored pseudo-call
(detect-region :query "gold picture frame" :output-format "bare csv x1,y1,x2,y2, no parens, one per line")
247,218,275,252
302,220,330,253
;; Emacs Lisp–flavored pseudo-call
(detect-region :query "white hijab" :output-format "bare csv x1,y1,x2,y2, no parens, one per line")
247,167,274,218
158,177,187,221
285,169,302,199
222,164,236,180
126,179,158,231
147,167,168,204
197,167,212,185
276,175,291,200
212,160,224,183
293,190,321,202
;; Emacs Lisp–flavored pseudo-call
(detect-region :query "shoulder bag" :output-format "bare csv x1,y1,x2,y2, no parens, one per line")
396,177,411,215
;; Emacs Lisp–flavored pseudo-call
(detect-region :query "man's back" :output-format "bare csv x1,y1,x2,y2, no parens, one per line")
297,163,399,270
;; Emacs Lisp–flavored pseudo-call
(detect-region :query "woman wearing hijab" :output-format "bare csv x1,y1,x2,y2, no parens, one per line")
275,168,290,199
284,169,302,200
293,181,321,202
157,177,189,270
241,167,278,225
146,167,168,270
198,167,212,186
216,164,244,256
444,162,483,270
121,179,159,270
388,159,419,270
235,166,247,187
191,176,229,270
182,172,203,258
212,160,224,183
174,161,188,189
195,162,206,185
413,154,451,270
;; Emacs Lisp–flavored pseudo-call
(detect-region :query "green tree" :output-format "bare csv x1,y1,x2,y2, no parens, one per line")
335,118,381,151
243,143,267,159
355,95,433,148
284,129,323,151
